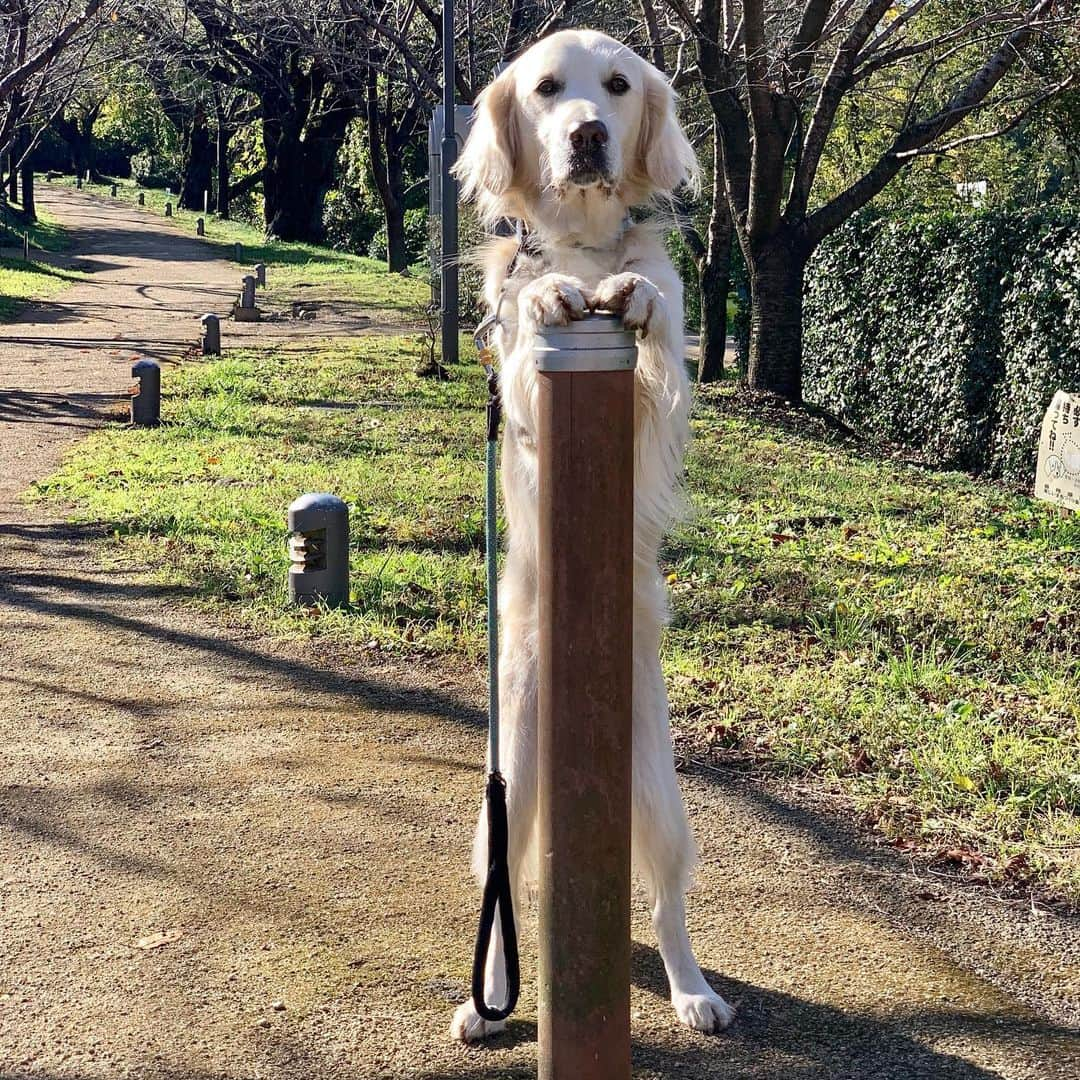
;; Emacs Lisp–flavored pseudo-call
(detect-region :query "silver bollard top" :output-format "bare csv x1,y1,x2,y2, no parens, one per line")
534,312,637,372
289,492,347,513
132,358,160,375
288,492,349,530
200,312,219,325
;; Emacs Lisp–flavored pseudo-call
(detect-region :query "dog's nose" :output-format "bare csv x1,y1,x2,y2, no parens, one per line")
570,120,608,151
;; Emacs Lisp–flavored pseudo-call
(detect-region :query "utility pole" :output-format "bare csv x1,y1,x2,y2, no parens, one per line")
440,0,459,366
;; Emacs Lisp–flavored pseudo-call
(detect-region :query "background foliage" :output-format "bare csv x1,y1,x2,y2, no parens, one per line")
803,209,1080,485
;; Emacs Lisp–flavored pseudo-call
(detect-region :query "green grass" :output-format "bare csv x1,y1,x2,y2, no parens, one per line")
56,175,430,323
26,195,1080,903
0,206,77,320
32,335,1080,901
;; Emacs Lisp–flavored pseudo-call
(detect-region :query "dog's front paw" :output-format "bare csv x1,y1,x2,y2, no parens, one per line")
593,273,661,336
520,274,590,328
450,999,507,1044
672,988,735,1033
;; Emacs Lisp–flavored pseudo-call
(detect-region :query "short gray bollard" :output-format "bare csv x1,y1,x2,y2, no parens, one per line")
138,191,145,206
287,494,350,608
22,232,29,261
76,176,82,190
201,313,221,355
234,242,242,262
235,275,260,322
203,189,209,214
196,216,205,237
164,201,173,217
110,183,118,197
254,262,266,288
130,359,161,427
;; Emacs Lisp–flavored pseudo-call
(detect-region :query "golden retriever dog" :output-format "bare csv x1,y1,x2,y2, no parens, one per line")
451,28,734,1042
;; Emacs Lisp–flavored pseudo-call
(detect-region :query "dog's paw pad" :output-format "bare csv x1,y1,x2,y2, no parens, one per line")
450,1000,507,1043
672,989,735,1033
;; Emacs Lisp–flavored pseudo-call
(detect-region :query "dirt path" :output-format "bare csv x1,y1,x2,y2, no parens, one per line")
1,188,1078,1080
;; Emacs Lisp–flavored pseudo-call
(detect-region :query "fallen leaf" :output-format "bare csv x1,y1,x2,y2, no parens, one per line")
134,929,183,950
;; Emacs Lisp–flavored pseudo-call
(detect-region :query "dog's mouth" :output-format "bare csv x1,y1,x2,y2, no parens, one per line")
566,148,612,187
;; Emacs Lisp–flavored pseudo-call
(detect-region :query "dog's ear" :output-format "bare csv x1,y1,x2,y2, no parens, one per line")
636,64,699,196
454,70,521,215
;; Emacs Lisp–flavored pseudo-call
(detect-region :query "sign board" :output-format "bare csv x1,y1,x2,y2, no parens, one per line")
428,104,474,218
1035,390,1080,511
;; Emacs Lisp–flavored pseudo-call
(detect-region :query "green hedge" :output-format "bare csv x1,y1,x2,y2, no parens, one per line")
803,210,1080,485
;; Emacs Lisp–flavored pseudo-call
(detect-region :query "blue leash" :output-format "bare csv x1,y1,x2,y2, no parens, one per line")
470,353,519,1023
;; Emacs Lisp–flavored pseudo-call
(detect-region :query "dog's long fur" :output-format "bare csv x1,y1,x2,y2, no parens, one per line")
451,29,734,1042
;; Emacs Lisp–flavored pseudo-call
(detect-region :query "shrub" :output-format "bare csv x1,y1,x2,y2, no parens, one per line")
803,208,1080,485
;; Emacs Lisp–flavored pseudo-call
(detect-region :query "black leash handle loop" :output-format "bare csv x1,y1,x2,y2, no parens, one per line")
471,771,519,1022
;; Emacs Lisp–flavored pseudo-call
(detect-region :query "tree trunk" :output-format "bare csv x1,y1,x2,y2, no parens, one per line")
180,109,213,211
262,97,348,242
746,237,807,402
386,201,407,272
20,150,34,220
384,144,408,272
696,149,732,383
263,122,324,240
215,117,230,219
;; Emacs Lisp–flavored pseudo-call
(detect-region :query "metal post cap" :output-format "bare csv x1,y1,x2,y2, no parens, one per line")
534,312,638,372
288,492,349,528
132,359,160,375
288,492,348,513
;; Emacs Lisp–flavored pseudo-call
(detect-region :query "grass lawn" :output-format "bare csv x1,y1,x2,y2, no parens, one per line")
0,206,77,320
28,214,1080,905
55,175,429,324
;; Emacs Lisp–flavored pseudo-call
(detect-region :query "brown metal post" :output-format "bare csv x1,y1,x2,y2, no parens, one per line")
536,326,635,1080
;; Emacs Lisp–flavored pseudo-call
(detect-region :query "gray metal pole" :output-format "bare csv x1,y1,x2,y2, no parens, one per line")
440,0,458,366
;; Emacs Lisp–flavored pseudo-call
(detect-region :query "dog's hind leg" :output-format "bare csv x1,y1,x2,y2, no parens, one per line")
451,557,539,1043
632,648,735,1034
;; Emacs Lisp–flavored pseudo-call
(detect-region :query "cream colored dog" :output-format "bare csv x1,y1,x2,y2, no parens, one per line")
451,28,734,1042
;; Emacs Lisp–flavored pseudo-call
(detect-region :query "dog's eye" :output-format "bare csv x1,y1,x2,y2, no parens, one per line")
606,74,630,96
536,78,561,97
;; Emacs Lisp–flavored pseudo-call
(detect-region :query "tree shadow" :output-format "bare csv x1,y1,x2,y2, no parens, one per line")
0,567,486,730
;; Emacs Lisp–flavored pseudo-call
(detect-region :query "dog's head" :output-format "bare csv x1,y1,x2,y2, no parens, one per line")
455,29,698,225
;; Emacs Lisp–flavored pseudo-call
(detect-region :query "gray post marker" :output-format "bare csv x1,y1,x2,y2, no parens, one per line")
203,189,209,214
197,217,205,236
22,232,29,261
130,359,161,427
201,313,220,355
138,191,145,206
287,494,350,608
110,183,117,197
235,275,260,322
440,0,458,366
254,262,266,288
234,242,242,262
164,201,173,217
76,176,82,190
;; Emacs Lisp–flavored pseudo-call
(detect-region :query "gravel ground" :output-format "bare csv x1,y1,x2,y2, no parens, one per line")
0,187,1077,1080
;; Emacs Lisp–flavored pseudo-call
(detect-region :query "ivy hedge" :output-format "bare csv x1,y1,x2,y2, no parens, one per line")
803,209,1080,485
